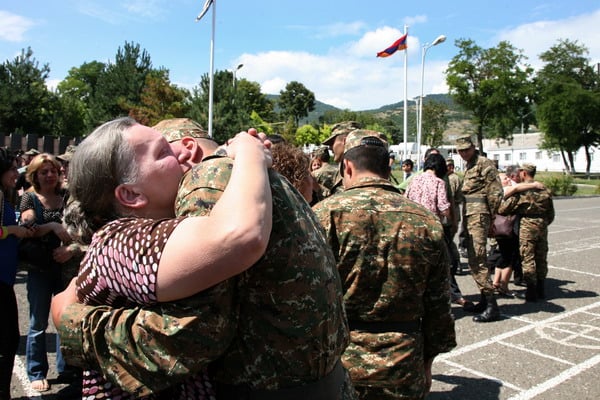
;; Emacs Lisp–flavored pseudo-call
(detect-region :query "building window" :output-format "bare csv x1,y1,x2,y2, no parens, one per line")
535,151,542,160
504,153,511,161
519,152,526,160
494,154,500,161
552,153,561,162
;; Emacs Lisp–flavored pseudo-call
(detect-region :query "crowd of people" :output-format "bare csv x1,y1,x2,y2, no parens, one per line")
0,118,554,400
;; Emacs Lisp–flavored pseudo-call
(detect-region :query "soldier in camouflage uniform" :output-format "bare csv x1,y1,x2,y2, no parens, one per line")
316,121,362,198
55,119,356,399
313,130,456,400
498,163,554,302
456,135,504,322
311,146,339,198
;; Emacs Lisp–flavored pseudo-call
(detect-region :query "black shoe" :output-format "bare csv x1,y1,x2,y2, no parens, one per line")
473,295,501,323
514,277,527,287
463,293,486,313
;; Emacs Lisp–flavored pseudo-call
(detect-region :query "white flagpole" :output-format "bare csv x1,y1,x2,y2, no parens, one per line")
403,25,408,162
207,1,216,138
196,0,216,138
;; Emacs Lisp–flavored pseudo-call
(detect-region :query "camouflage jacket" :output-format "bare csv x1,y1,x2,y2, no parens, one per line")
498,186,555,231
312,163,343,198
461,155,503,216
312,176,456,389
59,157,350,396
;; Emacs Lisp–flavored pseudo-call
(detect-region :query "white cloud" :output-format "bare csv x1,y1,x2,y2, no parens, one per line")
0,11,35,42
496,9,600,70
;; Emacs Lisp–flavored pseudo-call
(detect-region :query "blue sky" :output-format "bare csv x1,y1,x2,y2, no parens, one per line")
1,1,599,110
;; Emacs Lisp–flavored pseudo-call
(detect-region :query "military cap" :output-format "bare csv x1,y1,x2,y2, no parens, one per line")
455,135,475,150
520,163,536,174
312,146,330,157
343,129,388,154
322,121,362,146
446,157,455,165
25,148,40,156
57,145,77,162
153,118,208,143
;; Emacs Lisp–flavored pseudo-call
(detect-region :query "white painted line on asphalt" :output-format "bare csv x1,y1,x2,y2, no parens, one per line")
548,265,600,277
507,352,600,400
497,340,575,366
13,354,42,399
437,301,600,360
557,206,600,213
439,359,523,392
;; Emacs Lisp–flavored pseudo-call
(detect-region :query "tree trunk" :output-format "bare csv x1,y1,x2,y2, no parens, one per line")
567,151,576,173
560,149,571,173
477,125,484,155
584,144,591,177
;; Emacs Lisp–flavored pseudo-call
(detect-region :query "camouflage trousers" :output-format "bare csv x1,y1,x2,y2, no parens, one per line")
464,213,494,295
519,225,549,284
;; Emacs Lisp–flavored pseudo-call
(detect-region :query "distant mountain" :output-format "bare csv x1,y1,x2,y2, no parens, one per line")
266,93,459,124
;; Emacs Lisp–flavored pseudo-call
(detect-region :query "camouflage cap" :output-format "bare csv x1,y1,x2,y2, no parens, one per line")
520,162,536,174
446,157,455,165
152,118,209,143
312,146,330,158
343,129,388,154
322,121,362,146
25,148,40,156
455,134,475,150
57,144,77,162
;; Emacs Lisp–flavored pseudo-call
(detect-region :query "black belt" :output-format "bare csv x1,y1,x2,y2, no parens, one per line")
216,360,345,400
349,319,421,334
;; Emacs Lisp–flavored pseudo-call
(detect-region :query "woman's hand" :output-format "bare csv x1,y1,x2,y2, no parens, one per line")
225,129,273,168
6,224,36,239
51,222,73,243
51,278,79,327
53,245,74,264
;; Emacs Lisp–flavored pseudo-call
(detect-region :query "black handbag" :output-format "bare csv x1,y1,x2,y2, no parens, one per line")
18,193,61,271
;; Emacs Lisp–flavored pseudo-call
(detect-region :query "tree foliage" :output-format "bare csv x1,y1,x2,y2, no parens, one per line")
446,39,535,152
421,100,449,148
535,39,600,175
278,81,315,127
0,47,53,135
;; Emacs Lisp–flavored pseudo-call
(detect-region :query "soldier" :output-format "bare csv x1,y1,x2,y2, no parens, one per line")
53,118,355,399
498,163,554,301
313,129,456,400
317,121,362,197
456,135,504,323
311,146,338,198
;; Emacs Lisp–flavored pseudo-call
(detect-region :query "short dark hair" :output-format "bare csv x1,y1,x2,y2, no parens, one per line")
343,145,390,178
401,159,413,168
423,153,448,179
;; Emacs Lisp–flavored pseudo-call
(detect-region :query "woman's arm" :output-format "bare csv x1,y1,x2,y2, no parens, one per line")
503,181,545,198
156,130,273,301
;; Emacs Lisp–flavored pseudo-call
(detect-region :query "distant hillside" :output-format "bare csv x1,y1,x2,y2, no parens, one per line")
266,92,463,125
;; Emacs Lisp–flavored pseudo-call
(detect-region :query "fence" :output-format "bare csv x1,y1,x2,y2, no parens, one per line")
0,132,79,156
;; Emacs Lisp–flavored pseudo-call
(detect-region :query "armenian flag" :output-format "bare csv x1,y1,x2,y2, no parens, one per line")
376,34,408,58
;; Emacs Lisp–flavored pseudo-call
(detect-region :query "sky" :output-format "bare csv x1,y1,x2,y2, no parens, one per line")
1,0,599,111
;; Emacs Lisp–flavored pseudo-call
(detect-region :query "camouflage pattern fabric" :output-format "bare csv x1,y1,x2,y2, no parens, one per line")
313,176,456,400
498,187,555,284
312,162,343,198
59,156,355,398
461,155,503,295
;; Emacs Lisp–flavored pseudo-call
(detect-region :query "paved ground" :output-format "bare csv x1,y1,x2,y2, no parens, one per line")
9,196,600,399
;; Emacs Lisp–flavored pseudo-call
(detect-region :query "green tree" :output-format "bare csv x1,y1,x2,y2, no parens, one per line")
446,39,535,152
0,47,53,136
535,39,600,175
88,42,153,127
278,81,315,128
421,100,449,148
294,124,321,145
127,69,190,126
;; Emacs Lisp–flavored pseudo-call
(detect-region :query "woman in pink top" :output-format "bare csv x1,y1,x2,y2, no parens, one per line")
405,153,451,220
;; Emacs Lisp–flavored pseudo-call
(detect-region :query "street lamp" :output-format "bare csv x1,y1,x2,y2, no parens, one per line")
417,34,446,168
232,63,244,86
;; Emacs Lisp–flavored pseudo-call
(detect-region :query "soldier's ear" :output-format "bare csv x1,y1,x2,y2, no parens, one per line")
180,137,204,164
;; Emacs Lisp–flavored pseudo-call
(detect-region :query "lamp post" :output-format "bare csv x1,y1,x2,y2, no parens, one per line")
232,63,244,86
417,34,446,169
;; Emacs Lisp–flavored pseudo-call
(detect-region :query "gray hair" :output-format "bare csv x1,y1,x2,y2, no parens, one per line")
64,117,139,243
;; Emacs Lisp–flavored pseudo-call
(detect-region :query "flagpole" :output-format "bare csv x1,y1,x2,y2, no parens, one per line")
403,24,408,162
207,0,216,138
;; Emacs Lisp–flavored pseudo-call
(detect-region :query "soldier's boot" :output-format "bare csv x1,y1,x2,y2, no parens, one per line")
525,283,537,302
473,295,501,323
536,279,545,299
463,293,486,313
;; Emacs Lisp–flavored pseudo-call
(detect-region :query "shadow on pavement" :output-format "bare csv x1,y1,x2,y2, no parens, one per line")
428,374,502,399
